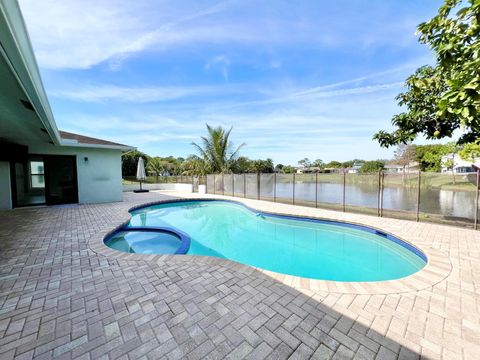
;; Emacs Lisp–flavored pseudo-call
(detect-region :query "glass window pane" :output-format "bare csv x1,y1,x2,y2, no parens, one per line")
30,161,44,175
31,175,45,188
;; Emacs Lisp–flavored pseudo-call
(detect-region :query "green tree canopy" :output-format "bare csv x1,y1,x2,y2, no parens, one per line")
374,0,480,147
282,165,296,174
324,161,343,168
248,159,274,173
341,159,363,168
298,158,311,168
122,150,150,176
146,157,167,179
232,156,252,173
459,141,480,161
414,143,451,171
192,124,245,173
181,155,208,176
312,159,325,168
358,160,385,173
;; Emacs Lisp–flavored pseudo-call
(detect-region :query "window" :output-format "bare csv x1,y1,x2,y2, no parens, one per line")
30,161,45,188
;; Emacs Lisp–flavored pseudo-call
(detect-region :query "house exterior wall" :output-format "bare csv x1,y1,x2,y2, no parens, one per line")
28,144,123,204
0,161,12,209
441,154,479,173
384,162,420,174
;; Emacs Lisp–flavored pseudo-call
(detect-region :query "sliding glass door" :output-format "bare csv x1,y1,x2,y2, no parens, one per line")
11,155,78,207
44,155,78,205
11,156,46,206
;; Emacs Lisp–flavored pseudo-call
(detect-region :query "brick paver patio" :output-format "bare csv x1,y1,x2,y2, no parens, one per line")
0,191,478,359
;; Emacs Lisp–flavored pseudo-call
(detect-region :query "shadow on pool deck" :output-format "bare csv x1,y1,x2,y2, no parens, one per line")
0,193,435,359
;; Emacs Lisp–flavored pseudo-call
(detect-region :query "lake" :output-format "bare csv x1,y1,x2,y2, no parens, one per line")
211,175,477,222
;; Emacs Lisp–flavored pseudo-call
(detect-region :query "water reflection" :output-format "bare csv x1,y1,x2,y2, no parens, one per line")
269,182,476,220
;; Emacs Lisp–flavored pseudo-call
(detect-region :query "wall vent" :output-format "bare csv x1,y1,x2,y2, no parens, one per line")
20,99,34,111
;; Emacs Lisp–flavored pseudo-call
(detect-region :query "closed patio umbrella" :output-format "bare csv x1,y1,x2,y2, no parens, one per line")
134,157,149,193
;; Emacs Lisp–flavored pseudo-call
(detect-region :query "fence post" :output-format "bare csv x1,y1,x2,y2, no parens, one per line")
315,172,318,208
380,172,385,217
342,171,346,212
476,170,480,230
416,171,421,222
293,173,296,205
213,175,216,195
244,173,246,198
232,174,235,197
274,173,277,202
377,171,381,216
206,175,208,194
257,173,260,200
222,173,225,195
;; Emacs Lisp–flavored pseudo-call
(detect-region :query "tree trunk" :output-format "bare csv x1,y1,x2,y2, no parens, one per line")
452,154,456,185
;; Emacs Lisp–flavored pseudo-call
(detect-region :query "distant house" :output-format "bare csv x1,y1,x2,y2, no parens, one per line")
384,161,420,173
323,167,344,174
296,166,322,174
347,162,364,174
441,154,478,174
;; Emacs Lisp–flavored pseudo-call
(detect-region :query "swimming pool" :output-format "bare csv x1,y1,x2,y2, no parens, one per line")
105,200,427,281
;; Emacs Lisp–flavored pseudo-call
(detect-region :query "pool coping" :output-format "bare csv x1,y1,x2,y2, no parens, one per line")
87,196,452,295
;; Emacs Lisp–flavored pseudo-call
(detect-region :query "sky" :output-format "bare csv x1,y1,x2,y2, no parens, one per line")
19,0,444,165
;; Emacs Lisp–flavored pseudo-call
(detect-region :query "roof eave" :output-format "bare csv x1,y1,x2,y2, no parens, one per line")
0,1,61,145
59,141,136,151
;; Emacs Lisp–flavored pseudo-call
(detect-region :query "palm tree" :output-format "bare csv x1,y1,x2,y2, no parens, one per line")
146,157,166,182
192,124,245,173
181,155,208,176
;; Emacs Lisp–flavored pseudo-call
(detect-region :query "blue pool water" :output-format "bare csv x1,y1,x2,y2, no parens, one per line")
107,231,183,254
107,200,427,281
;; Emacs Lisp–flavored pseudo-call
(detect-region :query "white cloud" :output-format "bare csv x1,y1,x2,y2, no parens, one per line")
52,84,222,103
55,79,402,163
205,55,231,82
18,0,233,69
203,81,404,111
19,0,425,70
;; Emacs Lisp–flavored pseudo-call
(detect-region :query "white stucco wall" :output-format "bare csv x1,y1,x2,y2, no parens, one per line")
0,161,12,209
29,144,123,204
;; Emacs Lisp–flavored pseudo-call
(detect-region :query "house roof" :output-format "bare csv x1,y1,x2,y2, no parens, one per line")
59,131,134,150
